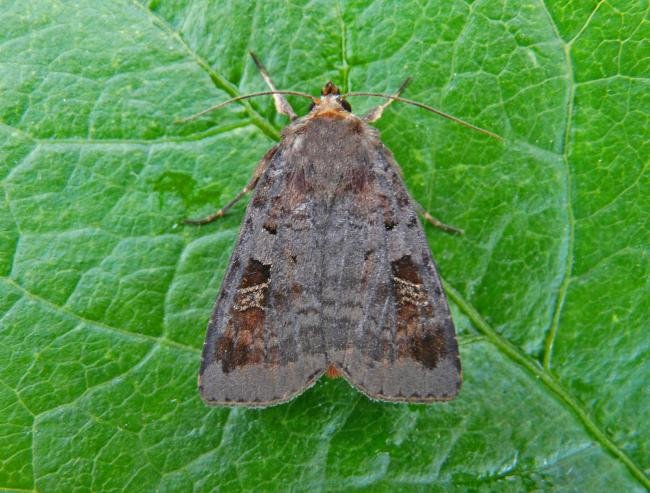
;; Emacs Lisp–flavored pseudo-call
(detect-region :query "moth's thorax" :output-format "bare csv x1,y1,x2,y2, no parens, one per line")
280,111,378,200
308,94,350,120
286,101,373,145
284,110,373,158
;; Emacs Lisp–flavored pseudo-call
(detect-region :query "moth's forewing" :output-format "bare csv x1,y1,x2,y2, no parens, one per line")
199,110,460,407
313,138,461,402
198,145,327,407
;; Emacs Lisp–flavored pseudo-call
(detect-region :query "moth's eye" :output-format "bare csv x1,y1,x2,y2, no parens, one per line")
341,99,352,112
309,102,316,111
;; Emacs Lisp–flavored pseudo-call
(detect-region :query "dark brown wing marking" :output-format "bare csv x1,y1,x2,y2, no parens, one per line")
392,255,445,370
215,258,270,373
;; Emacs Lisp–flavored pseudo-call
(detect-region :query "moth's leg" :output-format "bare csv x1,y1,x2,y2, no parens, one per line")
413,201,464,235
183,146,276,225
183,188,251,225
249,52,297,120
363,77,412,123
381,148,463,235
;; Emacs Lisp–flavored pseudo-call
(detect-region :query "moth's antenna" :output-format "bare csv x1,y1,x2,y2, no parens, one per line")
360,77,413,123
249,51,298,120
176,90,317,123
344,91,503,141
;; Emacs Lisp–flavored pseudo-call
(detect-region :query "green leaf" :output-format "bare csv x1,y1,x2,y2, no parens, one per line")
0,0,647,491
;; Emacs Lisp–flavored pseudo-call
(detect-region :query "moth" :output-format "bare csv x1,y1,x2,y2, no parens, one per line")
183,53,500,407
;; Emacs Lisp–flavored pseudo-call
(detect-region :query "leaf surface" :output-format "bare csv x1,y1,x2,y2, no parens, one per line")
0,0,648,491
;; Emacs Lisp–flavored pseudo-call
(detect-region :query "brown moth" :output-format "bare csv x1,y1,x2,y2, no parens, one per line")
184,53,500,407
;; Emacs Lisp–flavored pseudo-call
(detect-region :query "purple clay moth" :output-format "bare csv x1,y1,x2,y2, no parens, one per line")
181,53,501,407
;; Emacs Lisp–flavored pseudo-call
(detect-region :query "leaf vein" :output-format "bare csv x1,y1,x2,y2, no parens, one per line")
128,0,281,142
538,0,575,375
444,280,650,488
0,277,199,355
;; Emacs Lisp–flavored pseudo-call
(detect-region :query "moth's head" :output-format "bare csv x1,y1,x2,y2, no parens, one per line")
308,81,352,116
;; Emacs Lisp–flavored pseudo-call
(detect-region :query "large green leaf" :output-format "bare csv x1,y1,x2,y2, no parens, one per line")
0,0,647,491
